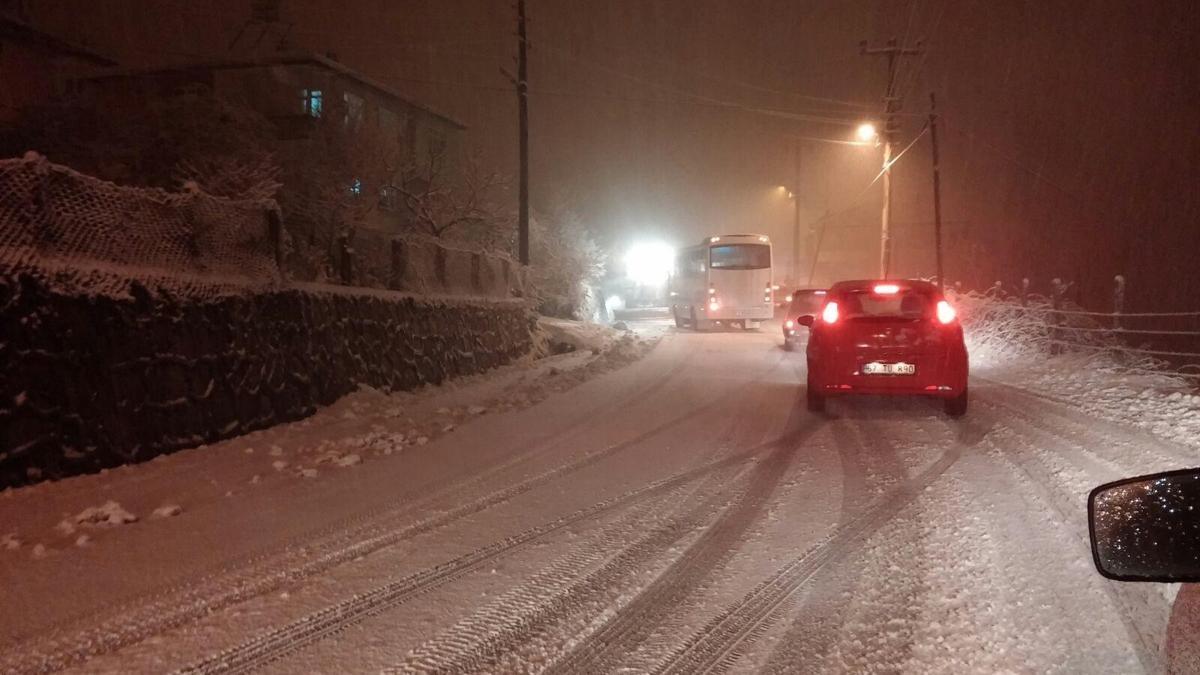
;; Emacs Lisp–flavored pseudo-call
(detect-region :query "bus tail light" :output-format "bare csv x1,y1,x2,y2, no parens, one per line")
821,301,839,324
785,319,794,329
936,300,957,325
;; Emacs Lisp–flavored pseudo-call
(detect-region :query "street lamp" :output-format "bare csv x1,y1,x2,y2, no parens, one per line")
855,122,879,145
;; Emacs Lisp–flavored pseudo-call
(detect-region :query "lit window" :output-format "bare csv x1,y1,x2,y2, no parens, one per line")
301,89,323,117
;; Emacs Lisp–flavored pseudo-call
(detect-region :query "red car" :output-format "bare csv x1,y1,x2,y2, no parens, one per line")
799,279,969,416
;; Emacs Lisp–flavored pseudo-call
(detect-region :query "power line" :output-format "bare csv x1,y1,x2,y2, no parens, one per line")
535,42,877,128
535,38,876,112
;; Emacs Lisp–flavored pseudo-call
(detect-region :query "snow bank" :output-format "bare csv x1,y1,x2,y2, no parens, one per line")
958,292,1200,450
533,317,623,357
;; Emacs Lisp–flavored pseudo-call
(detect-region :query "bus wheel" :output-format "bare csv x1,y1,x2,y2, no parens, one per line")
673,312,685,329
691,309,711,332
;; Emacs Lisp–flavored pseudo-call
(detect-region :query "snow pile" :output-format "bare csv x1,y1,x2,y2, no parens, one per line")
152,504,183,519
57,501,138,535
532,317,621,358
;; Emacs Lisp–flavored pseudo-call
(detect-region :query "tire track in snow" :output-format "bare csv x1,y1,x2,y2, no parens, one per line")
541,404,813,675
173,380,801,675
979,376,1198,462
648,435,963,675
953,404,1167,673
392,459,746,674
388,369,787,674
978,380,1193,473
757,410,928,673
2,351,714,675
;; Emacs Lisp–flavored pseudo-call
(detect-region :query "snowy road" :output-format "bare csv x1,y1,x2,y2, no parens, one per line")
3,319,1197,673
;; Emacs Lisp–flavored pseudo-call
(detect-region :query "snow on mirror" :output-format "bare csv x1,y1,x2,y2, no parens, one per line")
1089,468,1200,582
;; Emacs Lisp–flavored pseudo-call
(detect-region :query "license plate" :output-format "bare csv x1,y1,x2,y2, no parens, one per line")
863,361,916,375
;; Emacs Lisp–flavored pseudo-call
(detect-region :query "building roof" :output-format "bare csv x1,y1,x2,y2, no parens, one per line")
81,51,466,129
0,17,117,65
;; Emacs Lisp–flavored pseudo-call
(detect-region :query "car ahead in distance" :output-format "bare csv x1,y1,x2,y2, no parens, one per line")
799,279,968,416
782,288,827,351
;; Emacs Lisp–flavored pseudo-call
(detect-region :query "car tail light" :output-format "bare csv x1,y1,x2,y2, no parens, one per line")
936,299,956,324
821,301,839,324
873,283,900,295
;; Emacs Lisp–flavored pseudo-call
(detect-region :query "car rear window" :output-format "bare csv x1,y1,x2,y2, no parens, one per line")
790,292,825,315
841,290,930,320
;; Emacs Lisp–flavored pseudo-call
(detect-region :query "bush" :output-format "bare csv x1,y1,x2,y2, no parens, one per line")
527,207,604,319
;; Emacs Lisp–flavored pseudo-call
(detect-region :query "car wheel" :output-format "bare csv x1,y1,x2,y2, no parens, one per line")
944,388,968,417
806,374,825,412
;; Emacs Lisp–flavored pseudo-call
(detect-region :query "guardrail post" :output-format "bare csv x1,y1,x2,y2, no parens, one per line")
1050,277,1065,355
1113,275,1125,330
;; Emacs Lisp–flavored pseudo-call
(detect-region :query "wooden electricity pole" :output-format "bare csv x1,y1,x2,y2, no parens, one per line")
792,142,802,282
516,0,530,265
860,37,923,279
928,92,944,290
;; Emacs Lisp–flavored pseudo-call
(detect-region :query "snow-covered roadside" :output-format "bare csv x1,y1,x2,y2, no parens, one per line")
0,319,650,566
957,291,1200,456
974,352,1200,455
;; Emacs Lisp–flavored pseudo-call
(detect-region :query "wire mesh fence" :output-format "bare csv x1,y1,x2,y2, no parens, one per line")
0,152,281,297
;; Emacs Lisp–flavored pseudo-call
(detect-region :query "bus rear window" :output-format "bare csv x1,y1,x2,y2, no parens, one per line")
710,244,770,270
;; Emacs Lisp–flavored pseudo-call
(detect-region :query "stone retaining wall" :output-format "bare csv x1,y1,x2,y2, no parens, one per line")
0,273,535,488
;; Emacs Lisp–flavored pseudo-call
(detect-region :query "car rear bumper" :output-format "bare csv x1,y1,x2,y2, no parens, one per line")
816,382,964,398
705,306,773,321
808,356,967,398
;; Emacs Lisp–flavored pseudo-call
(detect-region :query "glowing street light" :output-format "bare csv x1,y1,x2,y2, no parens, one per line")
623,242,675,287
855,122,879,144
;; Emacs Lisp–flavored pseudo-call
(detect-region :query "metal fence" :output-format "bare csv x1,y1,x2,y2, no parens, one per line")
954,276,1200,384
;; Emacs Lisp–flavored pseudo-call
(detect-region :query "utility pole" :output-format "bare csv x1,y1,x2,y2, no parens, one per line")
792,142,802,283
928,92,944,291
860,37,923,279
516,0,530,265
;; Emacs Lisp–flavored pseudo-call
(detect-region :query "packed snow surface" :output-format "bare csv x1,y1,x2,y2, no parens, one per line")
1,315,1196,674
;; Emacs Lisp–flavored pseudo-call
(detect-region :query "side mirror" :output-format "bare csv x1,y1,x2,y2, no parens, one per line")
797,315,815,327
1089,468,1200,582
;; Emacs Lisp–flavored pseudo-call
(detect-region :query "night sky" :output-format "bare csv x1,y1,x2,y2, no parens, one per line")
20,0,1200,308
